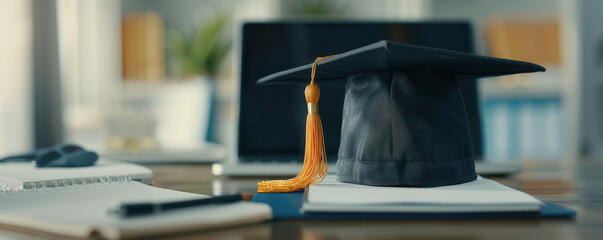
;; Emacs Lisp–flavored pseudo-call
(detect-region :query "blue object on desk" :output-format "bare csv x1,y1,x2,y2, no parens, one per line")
252,191,576,220
0,143,98,168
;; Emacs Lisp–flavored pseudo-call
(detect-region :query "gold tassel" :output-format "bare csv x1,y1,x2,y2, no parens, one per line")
257,55,336,193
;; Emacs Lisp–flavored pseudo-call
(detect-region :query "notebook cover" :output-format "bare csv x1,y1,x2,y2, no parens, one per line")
252,191,576,220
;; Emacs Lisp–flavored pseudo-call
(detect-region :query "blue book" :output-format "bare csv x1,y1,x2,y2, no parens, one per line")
252,176,575,220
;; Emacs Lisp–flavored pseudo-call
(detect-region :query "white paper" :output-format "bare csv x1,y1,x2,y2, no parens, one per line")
303,175,541,213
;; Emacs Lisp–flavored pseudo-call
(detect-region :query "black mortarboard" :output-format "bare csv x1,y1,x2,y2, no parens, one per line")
256,40,545,187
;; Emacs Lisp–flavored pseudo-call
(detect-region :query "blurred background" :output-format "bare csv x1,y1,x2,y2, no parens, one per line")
0,0,602,163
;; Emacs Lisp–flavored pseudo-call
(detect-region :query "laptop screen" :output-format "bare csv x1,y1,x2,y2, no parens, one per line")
238,22,482,162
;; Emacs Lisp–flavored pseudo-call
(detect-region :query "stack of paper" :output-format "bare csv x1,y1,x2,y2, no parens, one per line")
303,175,541,213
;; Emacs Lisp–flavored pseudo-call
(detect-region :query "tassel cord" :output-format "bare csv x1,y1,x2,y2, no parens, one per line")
257,55,337,193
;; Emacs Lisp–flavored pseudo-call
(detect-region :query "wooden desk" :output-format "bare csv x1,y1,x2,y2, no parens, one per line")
2,160,602,239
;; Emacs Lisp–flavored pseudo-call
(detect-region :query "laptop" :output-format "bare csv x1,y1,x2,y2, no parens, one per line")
212,21,520,176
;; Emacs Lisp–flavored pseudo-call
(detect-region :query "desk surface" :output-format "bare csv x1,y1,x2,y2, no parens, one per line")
2,160,602,240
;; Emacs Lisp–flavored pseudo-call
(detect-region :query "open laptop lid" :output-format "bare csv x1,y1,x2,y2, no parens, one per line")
234,21,482,164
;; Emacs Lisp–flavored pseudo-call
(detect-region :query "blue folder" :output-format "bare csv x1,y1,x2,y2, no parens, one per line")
252,191,576,220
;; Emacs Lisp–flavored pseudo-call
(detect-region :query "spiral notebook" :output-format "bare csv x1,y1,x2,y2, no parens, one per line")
0,159,154,191
0,160,272,239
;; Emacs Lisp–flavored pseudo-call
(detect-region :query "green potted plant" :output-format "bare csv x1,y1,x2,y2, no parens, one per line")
166,13,231,78
163,12,231,143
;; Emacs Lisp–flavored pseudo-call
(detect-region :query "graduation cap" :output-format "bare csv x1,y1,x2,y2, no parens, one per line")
257,40,545,187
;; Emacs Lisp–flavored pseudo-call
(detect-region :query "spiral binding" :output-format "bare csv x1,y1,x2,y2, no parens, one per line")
0,175,132,193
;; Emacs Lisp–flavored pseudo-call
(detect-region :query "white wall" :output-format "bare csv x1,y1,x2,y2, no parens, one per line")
0,0,33,154
576,0,603,158
57,0,122,149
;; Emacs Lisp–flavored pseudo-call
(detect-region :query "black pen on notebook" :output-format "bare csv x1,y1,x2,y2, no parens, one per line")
109,193,254,218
